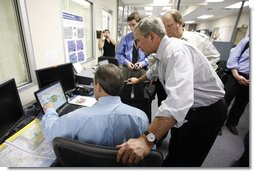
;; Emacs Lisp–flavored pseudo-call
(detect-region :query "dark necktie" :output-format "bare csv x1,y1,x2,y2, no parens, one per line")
132,42,138,64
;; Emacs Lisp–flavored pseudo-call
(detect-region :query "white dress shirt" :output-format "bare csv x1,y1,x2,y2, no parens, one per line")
146,36,225,127
182,31,220,70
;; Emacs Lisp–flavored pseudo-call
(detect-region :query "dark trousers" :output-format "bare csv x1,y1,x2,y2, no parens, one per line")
155,80,167,106
163,99,227,167
120,66,146,98
238,131,249,167
224,73,249,126
154,80,168,141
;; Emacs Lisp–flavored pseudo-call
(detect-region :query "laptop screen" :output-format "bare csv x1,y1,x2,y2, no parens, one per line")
98,59,109,66
73,62,85,73
35,81,67,113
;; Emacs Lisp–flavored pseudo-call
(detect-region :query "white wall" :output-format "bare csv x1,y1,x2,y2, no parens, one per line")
196,12,249,40
19,0,117,105
25,0,65,69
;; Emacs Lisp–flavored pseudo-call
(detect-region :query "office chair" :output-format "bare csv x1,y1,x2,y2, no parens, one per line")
98,56,119,67
120,81,155,123
52,137,163,167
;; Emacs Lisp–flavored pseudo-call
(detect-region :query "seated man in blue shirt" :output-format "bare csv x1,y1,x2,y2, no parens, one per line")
116,12,148,98
41,64,149,146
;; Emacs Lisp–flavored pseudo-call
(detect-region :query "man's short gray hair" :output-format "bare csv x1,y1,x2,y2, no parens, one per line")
94,64,124,96
134,16,166,38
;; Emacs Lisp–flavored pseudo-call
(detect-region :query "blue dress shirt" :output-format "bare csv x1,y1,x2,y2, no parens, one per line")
227,37,249,75
116,32,148,67
41,96,149,146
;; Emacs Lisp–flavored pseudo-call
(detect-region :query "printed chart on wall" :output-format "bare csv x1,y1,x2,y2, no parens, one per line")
62,11,86,63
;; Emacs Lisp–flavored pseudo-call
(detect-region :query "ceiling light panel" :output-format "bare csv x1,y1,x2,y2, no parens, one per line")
162,6,171,11
185,21,195,24
197,15,214,19
205,0,224,2
225,1,249,9
153,0,169,4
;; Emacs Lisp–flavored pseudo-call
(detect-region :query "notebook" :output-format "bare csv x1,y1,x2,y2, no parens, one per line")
34,81,82,116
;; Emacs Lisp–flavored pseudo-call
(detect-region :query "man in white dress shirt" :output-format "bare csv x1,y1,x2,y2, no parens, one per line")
153,9,221,124
116,16,227,167
162,9,220,70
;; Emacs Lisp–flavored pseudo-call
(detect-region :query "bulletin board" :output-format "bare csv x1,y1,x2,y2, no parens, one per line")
62,11,86,63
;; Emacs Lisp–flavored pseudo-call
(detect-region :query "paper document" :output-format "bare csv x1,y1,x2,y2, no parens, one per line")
69,95,97,107
0,119,55,167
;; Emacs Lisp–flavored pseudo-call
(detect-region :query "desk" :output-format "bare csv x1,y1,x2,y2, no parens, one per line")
0,118,55,167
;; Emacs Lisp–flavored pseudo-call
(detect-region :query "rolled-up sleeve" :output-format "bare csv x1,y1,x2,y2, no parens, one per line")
146,61,159,81
227,38,248,70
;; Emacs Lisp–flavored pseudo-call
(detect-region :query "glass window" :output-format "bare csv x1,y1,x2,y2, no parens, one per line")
62,0,93,61
0,0,31,86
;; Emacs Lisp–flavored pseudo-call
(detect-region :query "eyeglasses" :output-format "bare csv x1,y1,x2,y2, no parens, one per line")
128,23,136,28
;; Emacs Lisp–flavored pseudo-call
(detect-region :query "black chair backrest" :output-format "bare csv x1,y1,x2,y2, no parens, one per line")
53,137,163,167
98,56,119,67
120,82,154,123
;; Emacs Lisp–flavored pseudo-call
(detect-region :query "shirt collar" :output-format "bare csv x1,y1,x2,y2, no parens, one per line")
156,35,170,60
181,31,188,41
97,96,122,105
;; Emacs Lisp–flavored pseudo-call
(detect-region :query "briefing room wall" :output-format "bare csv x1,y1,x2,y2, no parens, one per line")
19,0,117,105
195,12,249,39
25,0,65,69
18,0,65,106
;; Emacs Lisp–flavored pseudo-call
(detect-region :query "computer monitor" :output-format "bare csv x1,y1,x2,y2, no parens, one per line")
0,78,25,142
98,56,119,67
35,63,76,93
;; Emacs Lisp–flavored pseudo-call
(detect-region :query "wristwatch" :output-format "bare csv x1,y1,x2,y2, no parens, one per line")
144,130,158,144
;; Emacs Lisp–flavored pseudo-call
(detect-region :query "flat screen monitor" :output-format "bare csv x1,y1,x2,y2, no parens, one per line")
98,56,119,67
35,63,76,93
0,78,24,142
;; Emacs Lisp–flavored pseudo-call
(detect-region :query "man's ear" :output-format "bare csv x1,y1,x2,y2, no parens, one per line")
148,35,152,41
97,83,104,92
149,32,155,41
178,20,184,27
94,83,100,92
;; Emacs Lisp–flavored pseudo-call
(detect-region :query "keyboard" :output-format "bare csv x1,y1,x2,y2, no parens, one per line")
3,116,36,141
58,104,81,117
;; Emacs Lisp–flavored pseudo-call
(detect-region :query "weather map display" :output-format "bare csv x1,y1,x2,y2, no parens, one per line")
36,82,67,110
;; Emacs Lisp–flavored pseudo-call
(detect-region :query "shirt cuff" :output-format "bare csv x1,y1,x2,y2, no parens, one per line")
45,107,57,114
156,108,188,128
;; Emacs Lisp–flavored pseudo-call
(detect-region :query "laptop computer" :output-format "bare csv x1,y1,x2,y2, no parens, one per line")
34,81,82,117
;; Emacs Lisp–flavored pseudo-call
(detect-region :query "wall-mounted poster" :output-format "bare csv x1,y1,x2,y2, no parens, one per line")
62,11,86,63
